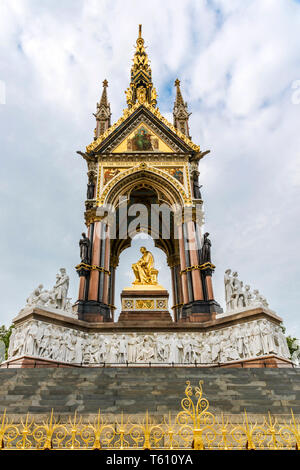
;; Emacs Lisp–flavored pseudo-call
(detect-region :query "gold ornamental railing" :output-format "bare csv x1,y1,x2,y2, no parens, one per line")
0,381,299,450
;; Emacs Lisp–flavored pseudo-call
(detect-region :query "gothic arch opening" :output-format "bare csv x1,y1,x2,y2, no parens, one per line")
104,169,185,209
115,233,173,321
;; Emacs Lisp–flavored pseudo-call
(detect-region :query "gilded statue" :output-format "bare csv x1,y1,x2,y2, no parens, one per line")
125,87,133,105
151,87,157,103
137,86,147,104
132,247,157,285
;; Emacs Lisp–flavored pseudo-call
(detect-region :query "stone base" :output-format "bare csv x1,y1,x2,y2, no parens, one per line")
6,306,292,367
1,354,293,369
76,300,111,322
118,311,173,322
181,300,223,322
119,287,171,322
1,356,82,369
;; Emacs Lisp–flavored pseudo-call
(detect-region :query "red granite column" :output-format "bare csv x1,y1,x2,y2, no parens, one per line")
88,221,101,301
102,225,110,305
187,220,204,301
109,266,116,322
178,224,189,304
205,274,214,300
78,277,86,301
170,266,177,321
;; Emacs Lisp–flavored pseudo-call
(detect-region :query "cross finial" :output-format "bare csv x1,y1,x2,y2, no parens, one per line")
175,78,180,87
139,24,142,38
103,79,108,88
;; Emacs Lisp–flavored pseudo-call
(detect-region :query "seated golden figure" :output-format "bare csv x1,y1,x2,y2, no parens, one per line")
132,247,158,285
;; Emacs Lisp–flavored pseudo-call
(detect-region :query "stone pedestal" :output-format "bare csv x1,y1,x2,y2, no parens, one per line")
118,284,172,323
4,305,293,368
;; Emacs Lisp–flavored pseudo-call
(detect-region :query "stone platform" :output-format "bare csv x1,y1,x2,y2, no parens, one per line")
119,284,172,322
4,305,292,368
0,368,299,417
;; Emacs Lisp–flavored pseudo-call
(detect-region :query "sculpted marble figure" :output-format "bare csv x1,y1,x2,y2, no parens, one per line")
7,317,290,366
22,269,72,313
224,270,270,313
224,269,233,311
127,333,138,363
118,335,127,363
26,285,44,306
53,268,69,310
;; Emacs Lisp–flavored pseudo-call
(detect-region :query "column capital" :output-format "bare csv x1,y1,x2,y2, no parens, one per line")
180,262,215,275
167,254,180,268
174,205,205,225
110,255,119,268
75,263,91,278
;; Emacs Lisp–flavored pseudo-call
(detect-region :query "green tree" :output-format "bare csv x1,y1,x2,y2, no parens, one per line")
286,335,299,358
281,326,299,358
0,325,14,360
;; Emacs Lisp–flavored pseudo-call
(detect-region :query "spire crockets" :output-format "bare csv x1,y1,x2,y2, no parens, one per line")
125,25,157,108
173,78,191,138
94,79,111,139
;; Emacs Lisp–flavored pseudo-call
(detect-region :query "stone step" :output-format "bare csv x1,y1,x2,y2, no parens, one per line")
0,368,299,416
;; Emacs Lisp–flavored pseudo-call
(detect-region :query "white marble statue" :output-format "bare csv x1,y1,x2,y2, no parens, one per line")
22,269,72,314
26,285,44,306
53,268,69,310
290,339,300,366
224,270,270,313
119,335,127,363
224,269,233,311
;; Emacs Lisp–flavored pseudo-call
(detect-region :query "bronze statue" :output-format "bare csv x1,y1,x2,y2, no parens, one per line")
201,232,211,264
79,233,90,264
87,176,95,200
132,247,156,285
192,173,202,199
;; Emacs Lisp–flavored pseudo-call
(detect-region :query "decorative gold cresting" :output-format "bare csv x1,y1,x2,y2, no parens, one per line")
86,26,202,154
86,100,201,153
125,24,157,108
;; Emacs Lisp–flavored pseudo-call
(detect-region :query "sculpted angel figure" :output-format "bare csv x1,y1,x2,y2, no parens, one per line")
125,87,133,105
151,87,157,102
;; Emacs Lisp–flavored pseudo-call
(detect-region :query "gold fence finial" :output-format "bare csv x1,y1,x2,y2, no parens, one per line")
0,384,299,450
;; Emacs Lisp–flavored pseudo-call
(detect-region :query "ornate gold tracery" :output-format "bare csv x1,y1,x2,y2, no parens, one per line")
102,168,188,208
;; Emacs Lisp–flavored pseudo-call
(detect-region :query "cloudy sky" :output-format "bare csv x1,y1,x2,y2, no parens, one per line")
1,0,300,337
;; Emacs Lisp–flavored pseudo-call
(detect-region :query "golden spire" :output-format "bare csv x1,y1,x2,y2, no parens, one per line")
125,25,157,108
132,24,150,77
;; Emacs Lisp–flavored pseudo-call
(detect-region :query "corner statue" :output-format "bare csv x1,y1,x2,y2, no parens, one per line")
132,247,157,285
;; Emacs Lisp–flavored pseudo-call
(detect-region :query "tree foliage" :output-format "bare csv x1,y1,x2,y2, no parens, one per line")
281,326,299,358
0,325,14,360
